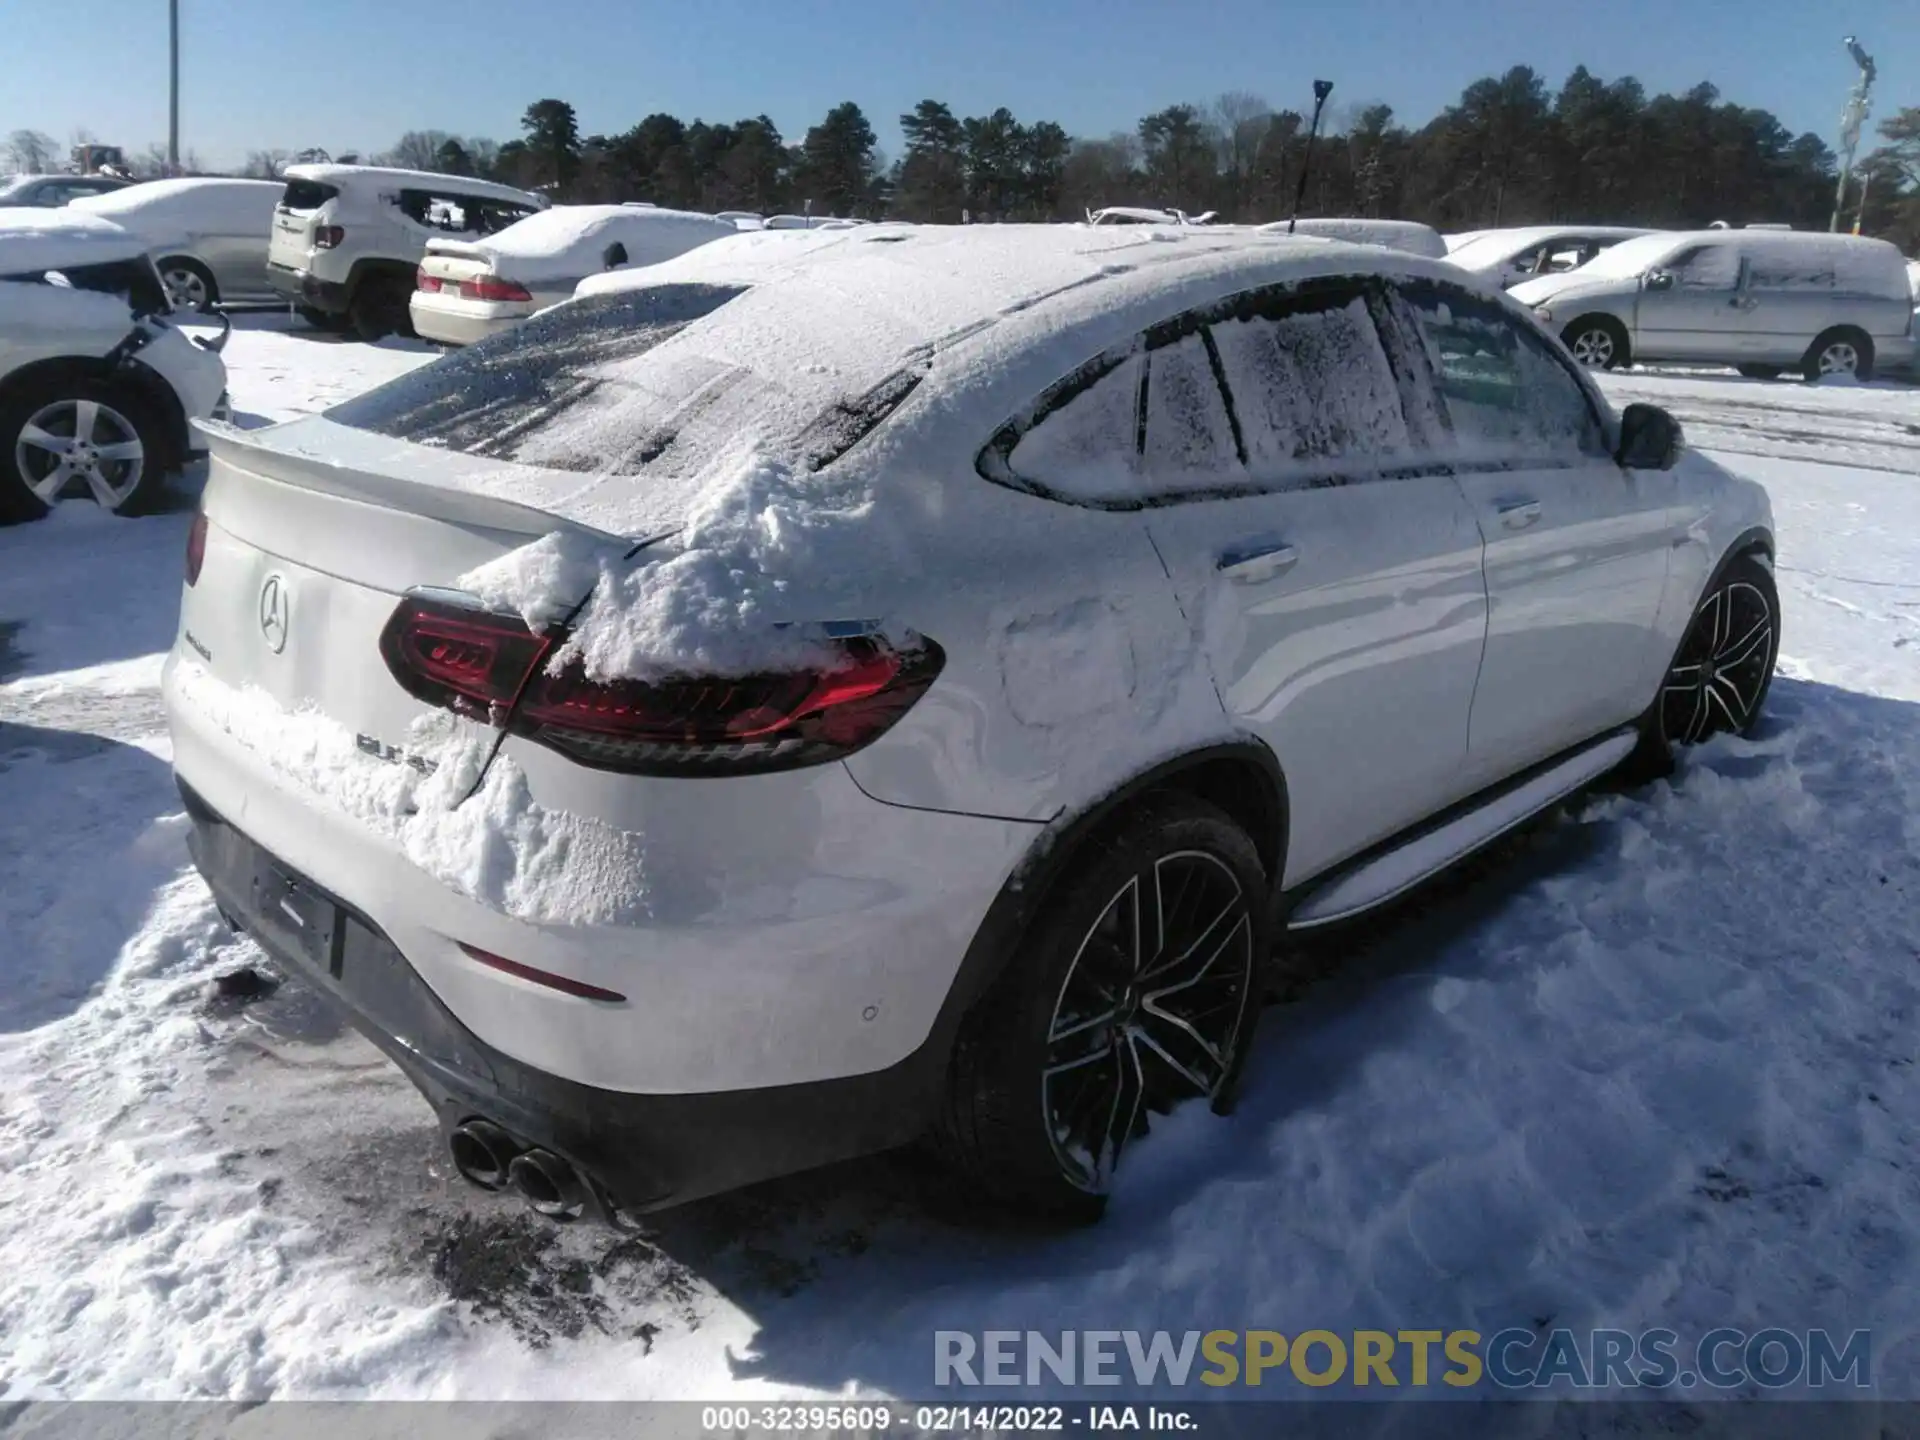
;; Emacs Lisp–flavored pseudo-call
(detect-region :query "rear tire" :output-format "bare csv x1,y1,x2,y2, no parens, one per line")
934,793,1269,1221
0,376,170,524
1802,327,1874,383
1562,315,1628,370
1621,553,1780,782
350,274,416,344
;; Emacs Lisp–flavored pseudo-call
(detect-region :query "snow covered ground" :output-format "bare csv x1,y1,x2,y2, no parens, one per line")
3,326,1919,1409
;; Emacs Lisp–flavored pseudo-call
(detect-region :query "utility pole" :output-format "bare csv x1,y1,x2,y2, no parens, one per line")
167,0,180,175
1287,80,1335,234
1829,35,1875,233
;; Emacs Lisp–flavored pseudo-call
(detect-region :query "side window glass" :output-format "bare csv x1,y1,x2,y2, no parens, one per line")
1400,284,1608,462
1209,293,1413,485
998,350,1145,503
1668,245,1741,291
1748,255,1835,292
1141,332,1237,485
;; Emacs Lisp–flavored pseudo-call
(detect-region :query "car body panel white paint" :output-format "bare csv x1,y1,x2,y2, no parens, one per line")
161,232,1778,1104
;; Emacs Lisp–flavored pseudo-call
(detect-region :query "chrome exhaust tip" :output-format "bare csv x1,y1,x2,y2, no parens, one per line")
507,1148,587,1221
447,1119,519,1192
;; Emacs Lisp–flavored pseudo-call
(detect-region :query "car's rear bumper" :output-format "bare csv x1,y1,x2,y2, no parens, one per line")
267,263,348,314
179,779,962,1215
408,290,528,347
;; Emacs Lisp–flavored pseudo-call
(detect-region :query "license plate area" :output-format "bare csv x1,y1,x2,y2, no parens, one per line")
251,860,341,976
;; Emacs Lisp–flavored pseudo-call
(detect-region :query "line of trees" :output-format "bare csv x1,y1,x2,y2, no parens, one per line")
10,66,1918,249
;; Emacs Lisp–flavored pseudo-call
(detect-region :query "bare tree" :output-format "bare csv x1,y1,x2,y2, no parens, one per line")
381,130,457,171
5,129,58,173
242,148,291,179
1213,91,1273,216
135,142,172,178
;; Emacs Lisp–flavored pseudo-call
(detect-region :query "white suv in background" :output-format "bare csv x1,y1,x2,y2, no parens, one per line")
0,212,228,523
265,164,545,341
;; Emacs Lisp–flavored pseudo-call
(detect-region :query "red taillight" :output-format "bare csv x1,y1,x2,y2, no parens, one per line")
457,944,626,1003
185,511,207,587
416,266,442,292
457,275,533,303
377,595,943,776
314,225,345,249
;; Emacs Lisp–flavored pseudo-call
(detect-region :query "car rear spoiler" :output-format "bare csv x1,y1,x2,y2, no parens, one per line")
194,421,628,544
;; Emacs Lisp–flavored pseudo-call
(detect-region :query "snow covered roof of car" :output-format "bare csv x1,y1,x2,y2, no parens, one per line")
1253,217,1448,258
305,223,1471,515
282,164,545,208
0,209,149,273
68,177,284,236
1574,228,1912,295
425,204,738,282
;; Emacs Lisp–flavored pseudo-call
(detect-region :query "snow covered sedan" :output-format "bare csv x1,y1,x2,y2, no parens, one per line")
163,224,1778,1225
410,204,736,346
70,177,286,312
0,211,229,522
1443,225,1657,289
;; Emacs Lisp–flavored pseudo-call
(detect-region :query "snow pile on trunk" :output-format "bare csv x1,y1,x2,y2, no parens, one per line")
167,664,651,927
457,442,892,682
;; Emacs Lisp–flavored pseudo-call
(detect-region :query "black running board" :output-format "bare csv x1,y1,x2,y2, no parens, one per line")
1284,728,1639,931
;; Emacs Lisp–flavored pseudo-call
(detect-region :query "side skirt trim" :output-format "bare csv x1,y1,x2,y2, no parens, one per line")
1284,728,1638,931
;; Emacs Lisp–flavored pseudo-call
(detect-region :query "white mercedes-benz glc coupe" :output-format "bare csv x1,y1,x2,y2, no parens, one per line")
163,224,1777,1225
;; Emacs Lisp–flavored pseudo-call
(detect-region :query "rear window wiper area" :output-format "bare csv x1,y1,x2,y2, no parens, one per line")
324,283,748,455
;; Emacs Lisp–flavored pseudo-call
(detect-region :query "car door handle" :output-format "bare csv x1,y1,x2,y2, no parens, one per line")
1217,541,1299,583
1497,499,1542,529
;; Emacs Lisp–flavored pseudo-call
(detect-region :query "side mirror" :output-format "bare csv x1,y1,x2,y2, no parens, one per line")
1644,271,1675,292
1616,402,1683,471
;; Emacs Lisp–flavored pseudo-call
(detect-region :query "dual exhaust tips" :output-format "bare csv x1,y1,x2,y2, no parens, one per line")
448,1118,586,1221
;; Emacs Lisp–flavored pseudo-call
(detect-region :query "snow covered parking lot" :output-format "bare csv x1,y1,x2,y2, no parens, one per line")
3,319,1920,1405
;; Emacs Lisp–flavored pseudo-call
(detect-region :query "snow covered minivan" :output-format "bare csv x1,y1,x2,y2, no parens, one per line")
165,225,1777,1226
0,211,228,523
1515,229,1916,380
266,165,544,341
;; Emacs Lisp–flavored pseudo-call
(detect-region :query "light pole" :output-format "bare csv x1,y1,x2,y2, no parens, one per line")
1287,80,1335,234
167,0,180,175
1829,35,1875,233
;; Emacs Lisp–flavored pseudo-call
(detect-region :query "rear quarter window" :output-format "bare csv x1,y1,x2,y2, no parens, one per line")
279,179,337,211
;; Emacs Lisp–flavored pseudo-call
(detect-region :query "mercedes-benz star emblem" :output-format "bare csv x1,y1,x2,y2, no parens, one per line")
258,574,290,654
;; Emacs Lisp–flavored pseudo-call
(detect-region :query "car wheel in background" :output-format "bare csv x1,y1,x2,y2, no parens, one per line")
1802,327,1874,383
350,274,417,344
1562,316,1628,370
1736,364,1781,380
935,793,1268,1221
158,257,218,313
1622,553,1780,780
0,377,168,524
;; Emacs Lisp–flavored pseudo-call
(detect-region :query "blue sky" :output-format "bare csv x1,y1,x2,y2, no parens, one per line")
7,0,1907,170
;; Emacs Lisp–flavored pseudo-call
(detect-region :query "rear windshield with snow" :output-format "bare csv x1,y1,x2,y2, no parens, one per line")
323,282,927,476
279,179,338,211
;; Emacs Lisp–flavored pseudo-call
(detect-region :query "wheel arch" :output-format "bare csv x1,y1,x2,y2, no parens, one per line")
931,739,1289,1049
345,256,419,304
